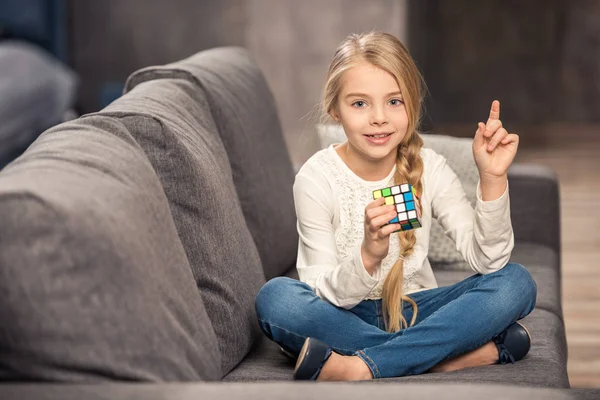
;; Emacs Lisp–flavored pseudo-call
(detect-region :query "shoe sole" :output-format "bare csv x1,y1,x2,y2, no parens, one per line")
294,337,311,375
516,321,532,345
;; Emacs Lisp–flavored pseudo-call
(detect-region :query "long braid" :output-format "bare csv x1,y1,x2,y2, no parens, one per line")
381,133,424,332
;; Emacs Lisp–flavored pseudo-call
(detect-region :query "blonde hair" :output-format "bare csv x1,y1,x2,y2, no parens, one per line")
323,31,426,333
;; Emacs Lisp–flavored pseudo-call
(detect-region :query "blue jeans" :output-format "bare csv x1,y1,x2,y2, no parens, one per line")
254,262,537,379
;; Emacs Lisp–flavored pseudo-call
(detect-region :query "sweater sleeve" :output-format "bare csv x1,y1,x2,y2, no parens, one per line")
428,151,514,274
293,169,379,309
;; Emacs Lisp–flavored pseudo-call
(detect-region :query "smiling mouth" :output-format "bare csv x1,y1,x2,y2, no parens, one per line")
365,132,393,138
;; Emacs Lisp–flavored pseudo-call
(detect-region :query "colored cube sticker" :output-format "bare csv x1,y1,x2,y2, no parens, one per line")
372,183,422,232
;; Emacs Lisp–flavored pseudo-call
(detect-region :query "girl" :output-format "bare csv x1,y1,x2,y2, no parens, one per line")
255,31,537,381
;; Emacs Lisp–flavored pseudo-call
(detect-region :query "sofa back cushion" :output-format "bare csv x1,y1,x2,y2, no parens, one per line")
125,47,298,280
99,77,265,376
0,115,222,381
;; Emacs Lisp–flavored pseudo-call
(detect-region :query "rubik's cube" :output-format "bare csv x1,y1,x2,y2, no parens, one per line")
372,184,422,231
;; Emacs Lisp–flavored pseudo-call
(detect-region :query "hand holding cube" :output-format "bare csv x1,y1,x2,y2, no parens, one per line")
361,183,423,273
372,183,422,232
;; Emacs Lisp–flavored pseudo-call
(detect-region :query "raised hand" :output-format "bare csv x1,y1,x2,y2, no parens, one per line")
472,100,519,179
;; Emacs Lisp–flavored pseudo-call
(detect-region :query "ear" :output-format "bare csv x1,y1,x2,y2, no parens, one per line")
329,109,340,123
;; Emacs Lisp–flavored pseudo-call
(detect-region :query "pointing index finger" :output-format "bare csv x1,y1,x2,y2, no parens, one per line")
488,100,500,121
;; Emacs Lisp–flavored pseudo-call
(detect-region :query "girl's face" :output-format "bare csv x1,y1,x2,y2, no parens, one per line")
332,62,409,165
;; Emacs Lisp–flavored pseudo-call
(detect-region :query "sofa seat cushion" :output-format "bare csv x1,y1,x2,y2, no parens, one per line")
222,335,296,382
223,308,569,388
124,47,298,281
0,115,221,381
97,77,266,376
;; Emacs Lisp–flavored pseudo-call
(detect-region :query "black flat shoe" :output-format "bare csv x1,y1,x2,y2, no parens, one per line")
493,321,532,364
293,337,333,380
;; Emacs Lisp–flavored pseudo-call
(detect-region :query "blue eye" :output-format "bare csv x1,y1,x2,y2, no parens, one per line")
352,100,366,108
390,99,404,106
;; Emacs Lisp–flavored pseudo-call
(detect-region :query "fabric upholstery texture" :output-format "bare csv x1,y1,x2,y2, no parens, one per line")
0,115,222,381
98,78,265,376
0,40,77,167
125,47,298,281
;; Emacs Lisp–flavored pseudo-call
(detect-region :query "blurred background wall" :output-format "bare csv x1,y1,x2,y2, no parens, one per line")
68,0,407,165
67,0,600,164
410,0,600,127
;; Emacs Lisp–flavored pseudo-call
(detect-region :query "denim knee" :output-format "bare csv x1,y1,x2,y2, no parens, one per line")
255,276,311,323
495,262,538,316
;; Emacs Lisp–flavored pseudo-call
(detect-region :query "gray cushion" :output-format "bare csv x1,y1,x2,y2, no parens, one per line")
507,164,561,253
0,40,77,166
222,335,296,382
0,115,221,381
224,308,569,388
98,78,265,376
124,47,298,280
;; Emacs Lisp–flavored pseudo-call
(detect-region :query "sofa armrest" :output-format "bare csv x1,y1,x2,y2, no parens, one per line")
508,163,561,255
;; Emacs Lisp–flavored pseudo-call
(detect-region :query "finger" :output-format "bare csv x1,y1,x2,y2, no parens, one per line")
365,203,395,222
488,100,500,121
365,198,387,220
484,119,502,138
366,197,386,211
473,122,486,148
500,133,520,146
370,210,399,232
486,127,508,152
378,223,402,238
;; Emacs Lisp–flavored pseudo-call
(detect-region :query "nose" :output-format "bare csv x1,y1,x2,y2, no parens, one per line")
370,105,388,126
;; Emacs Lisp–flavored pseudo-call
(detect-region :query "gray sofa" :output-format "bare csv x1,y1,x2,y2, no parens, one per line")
0,47,597,399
